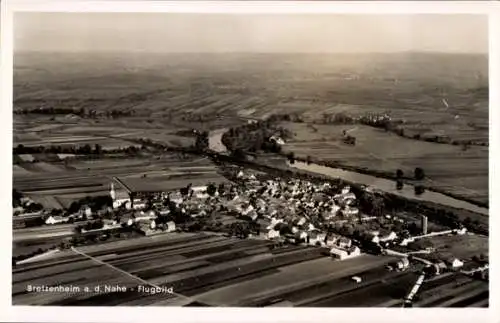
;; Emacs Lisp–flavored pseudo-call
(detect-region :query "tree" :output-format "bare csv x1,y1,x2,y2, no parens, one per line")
464,217,472,226
306,155,312,165
206,183,217,197
180,186,189,196
396,180,404,191
12,189,23,207
94,144,102,155
414,167,425,180
396,169,404,178
217,183,225,196
414,185,425,196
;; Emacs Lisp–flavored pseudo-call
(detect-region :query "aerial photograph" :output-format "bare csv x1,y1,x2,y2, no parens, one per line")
12,13,489,307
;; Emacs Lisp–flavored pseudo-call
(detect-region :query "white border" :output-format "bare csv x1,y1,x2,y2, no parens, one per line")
1,1,498,323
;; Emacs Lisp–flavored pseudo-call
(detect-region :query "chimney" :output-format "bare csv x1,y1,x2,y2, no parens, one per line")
421,215,428,235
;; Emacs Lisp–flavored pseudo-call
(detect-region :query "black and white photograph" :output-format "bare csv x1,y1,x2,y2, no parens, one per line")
8,5,491,311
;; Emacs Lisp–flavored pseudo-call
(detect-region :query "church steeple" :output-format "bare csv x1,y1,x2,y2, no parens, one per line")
110,182,116,201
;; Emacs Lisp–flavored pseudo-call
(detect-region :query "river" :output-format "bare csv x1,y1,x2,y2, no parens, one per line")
208,128,488,215
288,161,488,216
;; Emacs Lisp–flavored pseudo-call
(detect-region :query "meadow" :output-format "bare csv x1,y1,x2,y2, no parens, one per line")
280,122,488,206
13,51,488,208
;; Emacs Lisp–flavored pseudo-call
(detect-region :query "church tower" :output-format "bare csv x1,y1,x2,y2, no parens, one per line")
110,182,116,201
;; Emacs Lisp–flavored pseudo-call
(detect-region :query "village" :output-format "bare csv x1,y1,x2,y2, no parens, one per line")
13,165,487,283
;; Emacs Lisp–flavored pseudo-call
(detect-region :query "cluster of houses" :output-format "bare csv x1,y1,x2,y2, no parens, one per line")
29,167,476,271
13,197,44,217
228,171,365,260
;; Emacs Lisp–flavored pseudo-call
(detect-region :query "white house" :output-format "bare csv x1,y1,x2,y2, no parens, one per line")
298,231,308,241
159,209,170,216
337,237,352,249
330,246,361,260
270,136,285,145
454,228,468,235
341,186,351,195
266,228,280,240
449,258,464,269
379,231,398,242
309,231,327,246
166,221,176,233
342,207,359,217
132,199,147,210
135,213,157,222
45,215,68,225
84,207,92,218
325,235,339,247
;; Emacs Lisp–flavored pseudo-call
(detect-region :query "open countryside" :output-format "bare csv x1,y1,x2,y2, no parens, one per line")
13,13,488,308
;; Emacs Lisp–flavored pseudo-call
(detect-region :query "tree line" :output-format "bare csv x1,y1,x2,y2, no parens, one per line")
14,107,135,118
14,143,143,157
221,119,292,157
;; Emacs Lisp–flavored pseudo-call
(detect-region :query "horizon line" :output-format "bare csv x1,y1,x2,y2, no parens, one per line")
14,50,488,55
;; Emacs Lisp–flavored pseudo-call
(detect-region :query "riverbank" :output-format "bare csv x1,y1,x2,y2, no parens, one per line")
288,155,488,210
209,152,488,234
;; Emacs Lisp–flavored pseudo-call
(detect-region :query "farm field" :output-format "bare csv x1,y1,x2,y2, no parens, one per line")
423,233,488,261
13,232,411,307
280,122,488,205
13,154,223,209
412,273,488,308
14,52,487,137
13,231,487,307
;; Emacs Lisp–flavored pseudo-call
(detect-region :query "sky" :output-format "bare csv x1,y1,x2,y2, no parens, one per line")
14,13,488,54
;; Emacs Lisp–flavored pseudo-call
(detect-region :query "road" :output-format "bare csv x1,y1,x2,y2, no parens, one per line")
13,224,76,242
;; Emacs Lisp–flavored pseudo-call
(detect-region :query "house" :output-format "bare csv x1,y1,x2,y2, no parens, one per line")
132,199,147,210
296,231,308,242
165,221,176,233
138,222,156,236
134,212,157,222
379,231,398,242
195,191,210,199
337,237,352,249
112,197,131,209
83,206,92,218
396,257,410,271
103,219,118,226
341,193,357,203
270,135,285,145
45,215,69,225
265,228,280,240
309,230,327,246
297,217,307,226
325,234,339,247
159,209,170,216
454,228,468,235
342,207,359,217
13,206,24,215
119,214,135,227
447,258,464,269
330,246,361,260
